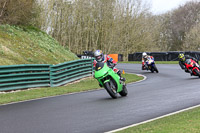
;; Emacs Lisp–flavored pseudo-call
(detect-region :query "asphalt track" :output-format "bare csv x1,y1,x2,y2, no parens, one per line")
1,64,200,133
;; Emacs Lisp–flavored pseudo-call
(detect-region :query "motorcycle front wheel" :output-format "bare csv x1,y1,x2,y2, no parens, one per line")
119,85,128,97
193,68,200,77
150,66,154,73
104,81,118,99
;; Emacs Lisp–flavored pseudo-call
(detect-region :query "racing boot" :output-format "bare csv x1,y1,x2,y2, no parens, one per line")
145,64,149,70
188,69,193,76
190,73,193,76
142,65,145,70
120,77,126,82
117,70,126,81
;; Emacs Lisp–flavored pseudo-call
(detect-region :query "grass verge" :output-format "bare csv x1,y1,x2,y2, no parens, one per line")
116,106,200,133
0,73,143,105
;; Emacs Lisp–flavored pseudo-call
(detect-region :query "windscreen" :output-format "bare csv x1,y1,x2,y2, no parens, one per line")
95,62,104,71
185,59,191,64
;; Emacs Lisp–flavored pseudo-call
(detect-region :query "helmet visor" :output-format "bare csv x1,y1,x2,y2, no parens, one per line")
95,55,102,61
179,56,185,61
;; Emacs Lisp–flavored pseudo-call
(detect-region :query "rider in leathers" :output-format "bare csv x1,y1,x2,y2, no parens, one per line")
178,53,199,75
142,52,154,70
93,50,125,81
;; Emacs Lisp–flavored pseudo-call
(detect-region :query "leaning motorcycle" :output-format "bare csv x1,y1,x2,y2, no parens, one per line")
94,62,128,99
145,57,159,73
184,59,200,77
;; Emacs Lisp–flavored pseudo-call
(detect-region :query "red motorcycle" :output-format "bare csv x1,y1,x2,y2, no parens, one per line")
184,59,200,77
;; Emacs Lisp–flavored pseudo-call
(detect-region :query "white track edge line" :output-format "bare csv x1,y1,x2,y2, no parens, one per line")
106,104,200,133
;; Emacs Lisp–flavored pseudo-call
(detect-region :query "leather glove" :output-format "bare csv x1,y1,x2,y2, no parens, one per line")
109,63,116,68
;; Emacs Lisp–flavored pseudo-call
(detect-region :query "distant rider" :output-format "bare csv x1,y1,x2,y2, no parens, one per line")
93,50,125,81
178,53,199,75
142,52,154,70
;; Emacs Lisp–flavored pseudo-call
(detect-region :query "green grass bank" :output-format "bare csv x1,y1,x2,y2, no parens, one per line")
0,25,78,65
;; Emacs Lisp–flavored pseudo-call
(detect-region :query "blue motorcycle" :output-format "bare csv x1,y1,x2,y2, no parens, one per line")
145,57,159,73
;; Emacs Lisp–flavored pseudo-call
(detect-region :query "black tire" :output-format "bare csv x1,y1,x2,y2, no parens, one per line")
104,81,118,99
119,85,128,97
153,65,159,73
194,68,200,76
150,66,154,73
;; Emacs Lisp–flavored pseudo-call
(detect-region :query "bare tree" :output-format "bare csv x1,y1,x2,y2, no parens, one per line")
161,1,200,51
0,0,40,26
38,0,160,60
184,22,200,50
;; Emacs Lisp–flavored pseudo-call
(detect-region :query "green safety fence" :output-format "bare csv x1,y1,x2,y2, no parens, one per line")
50,59,93,87
0,64,51,91
0,59,94,91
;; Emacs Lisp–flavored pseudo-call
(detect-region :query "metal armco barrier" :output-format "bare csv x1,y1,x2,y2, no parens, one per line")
0,64,51,91
0,59,94,91
50,59,93,87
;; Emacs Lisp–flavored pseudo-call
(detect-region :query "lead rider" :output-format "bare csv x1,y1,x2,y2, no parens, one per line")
93,50,125,81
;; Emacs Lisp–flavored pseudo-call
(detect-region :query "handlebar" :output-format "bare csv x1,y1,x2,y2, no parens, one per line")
109,63,116,69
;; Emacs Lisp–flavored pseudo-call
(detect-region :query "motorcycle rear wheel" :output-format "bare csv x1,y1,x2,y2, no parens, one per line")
153,65,159,73
104,81,118,99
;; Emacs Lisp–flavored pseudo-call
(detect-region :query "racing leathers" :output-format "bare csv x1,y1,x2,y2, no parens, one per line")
179,55,199,75
142,55,154,70
93,54,125,81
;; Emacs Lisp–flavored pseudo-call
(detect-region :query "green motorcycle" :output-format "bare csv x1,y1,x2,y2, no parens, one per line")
94,62,128,99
